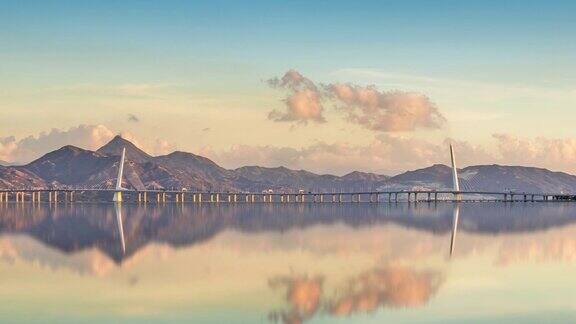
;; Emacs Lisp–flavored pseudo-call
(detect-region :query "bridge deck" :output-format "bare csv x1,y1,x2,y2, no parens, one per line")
0,188,575,203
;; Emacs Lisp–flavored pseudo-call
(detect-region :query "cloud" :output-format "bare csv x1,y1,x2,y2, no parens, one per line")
492,134,576,172
0,125,176,164
267,69,317,91
267,70,325,124
204,132,576,176
326,84,446,131
267,70,445,131
268,89,325,123
0,137,18,163
127,114,140,123
5,125,116,163
202,135,491,176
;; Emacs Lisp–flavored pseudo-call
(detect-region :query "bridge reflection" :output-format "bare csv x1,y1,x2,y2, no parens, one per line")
2,203,576,263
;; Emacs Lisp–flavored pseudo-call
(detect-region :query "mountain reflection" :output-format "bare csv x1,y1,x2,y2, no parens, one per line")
3,203,576,322
2,203,576,263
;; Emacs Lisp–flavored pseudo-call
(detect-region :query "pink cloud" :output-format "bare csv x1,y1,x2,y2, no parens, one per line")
267,70,325,124
326,84,446,131
267,70,445,131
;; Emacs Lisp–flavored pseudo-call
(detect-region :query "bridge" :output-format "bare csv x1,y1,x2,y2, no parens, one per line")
1,145,575,204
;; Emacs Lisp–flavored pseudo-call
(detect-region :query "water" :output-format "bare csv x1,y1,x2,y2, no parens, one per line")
2,202,576,323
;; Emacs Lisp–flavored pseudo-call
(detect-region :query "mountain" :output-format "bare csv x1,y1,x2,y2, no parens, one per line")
383,164,576,194
97,135,152,163
235,166,389,192
153,151,240,191
0,165,46,189
2,135,576,194
23,145,115,186
381,164,453,191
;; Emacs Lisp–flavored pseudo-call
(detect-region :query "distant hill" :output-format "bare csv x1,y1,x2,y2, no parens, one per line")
1,136,576,193
383,164,576,194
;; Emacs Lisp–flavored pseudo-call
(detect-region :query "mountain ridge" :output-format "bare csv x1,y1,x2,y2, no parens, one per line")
1,136,575,193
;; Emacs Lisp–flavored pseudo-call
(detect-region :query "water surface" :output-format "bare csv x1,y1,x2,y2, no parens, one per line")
1,202,576,323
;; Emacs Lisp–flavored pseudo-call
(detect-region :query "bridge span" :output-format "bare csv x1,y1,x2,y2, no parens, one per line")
1,146,575,203
0,188,573,204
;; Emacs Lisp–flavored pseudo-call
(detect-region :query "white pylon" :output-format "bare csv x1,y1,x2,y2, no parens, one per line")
113,147,126,202
450,144,460,200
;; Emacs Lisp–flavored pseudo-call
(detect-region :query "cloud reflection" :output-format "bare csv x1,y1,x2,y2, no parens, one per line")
270,266,442,323
269,276,324,324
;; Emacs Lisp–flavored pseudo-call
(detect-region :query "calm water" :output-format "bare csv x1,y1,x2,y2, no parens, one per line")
2,202,576,323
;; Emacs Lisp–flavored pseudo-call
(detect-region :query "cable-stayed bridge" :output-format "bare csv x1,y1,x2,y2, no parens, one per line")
1,146,576,203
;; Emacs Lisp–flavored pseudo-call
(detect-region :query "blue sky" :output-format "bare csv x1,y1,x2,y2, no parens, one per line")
1,1,576,174
3,0,575,84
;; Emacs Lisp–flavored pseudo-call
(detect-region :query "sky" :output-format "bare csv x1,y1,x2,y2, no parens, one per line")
1,0,576,175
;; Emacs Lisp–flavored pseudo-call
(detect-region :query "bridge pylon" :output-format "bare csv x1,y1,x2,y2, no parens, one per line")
450,144,461,201
112,148,126,202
